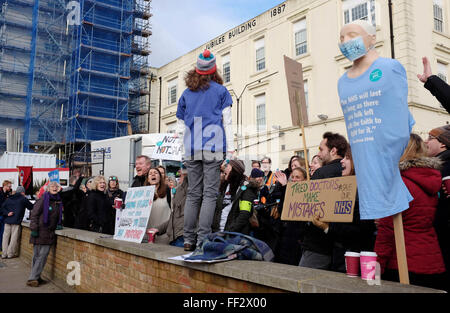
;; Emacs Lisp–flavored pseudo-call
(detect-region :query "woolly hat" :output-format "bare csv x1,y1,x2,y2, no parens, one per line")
429,125,450,148
250,168,265,178
16,186,25,194
196,49,216,75
229,159,245,176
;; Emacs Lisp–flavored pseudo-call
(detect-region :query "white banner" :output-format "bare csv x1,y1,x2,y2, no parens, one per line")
151,133,183,161
113,186,155,243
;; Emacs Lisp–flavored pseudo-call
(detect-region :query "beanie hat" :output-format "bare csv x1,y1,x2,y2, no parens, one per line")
250,168,265,178
429,125,450,148
196,50,216,75
16,186,25,194
229,159,245,176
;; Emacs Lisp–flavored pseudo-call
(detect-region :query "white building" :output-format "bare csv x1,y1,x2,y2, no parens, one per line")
149,0,450,169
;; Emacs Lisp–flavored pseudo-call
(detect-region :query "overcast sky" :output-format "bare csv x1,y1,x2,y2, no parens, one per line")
149,0,285,68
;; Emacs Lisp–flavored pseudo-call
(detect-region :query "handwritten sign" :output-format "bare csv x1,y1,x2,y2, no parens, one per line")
113,186,155,243
151,133,182,161
48,169,60,183
281,176,357,223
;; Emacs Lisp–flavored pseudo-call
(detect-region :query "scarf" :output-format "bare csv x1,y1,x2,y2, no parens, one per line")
43,191,63,226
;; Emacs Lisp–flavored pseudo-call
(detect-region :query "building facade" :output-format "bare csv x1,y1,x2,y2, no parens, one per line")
151,0,450,169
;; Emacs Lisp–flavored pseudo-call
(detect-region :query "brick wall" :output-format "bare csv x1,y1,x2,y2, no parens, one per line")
19,227,284,293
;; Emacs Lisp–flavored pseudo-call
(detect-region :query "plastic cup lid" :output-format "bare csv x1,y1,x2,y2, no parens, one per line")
344,252,360,257
360,251,377,257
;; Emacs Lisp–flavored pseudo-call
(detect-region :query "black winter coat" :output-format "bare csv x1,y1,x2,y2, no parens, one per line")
87,190,114,234
434,149,450,275
425,75,450,114
327,194,376,272
0,188,10,208
300,159,343,256
60,176,84,228
75,190,90,230
29,196,61,245
224,183,259,236
131,175,147,187
1,193,33,225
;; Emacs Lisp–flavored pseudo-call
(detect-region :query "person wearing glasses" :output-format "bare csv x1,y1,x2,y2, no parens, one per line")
425,125,450,291
107,176,124,204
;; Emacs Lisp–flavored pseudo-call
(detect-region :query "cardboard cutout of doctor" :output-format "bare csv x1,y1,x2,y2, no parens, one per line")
337,20,415,220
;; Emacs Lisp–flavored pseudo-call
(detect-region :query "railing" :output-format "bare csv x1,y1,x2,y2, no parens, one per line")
83,10,133,33
81,34,131,54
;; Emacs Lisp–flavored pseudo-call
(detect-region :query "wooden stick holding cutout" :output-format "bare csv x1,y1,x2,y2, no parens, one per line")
295,90,310,181
393,213,410,284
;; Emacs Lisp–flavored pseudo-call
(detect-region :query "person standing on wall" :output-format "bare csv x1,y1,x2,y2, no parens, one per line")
175,49,234,252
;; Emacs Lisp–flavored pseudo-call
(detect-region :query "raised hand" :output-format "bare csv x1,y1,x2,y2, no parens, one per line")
417,56,433,83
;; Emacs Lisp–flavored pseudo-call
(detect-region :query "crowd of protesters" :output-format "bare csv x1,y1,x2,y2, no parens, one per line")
1,19,449,292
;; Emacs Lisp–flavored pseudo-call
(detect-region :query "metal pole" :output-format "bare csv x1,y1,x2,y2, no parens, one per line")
388,0,395,59
158,76,162,133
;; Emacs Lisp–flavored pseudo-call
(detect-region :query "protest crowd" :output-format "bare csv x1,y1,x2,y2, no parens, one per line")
0,20,449,292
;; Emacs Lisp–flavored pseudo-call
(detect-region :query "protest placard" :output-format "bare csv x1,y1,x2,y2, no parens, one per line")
151,133,183,161
48,169,60,183
284,55,308,127
284,55,310,180
281,176,357,223
114,186,155,243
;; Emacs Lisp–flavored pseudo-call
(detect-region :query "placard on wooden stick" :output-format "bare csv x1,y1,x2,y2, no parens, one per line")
284,55,308,127
281,176,357,222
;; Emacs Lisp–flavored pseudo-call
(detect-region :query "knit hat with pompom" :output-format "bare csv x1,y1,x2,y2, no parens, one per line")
196,49,216,75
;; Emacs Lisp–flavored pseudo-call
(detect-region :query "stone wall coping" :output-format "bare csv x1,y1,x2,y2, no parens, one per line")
22,222,446,293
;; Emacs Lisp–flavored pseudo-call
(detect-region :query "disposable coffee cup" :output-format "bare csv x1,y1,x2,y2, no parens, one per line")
443,176,450,197
114,198,123,209
360,251,377,281
147,229,156,243
344,252,360,277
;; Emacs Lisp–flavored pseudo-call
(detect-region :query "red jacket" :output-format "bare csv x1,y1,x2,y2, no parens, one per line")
374,157,446,275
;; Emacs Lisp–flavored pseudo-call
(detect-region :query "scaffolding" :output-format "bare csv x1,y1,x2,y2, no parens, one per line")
0,0,70,154
129,0,151,134
65,0,151,157
0,0,152,160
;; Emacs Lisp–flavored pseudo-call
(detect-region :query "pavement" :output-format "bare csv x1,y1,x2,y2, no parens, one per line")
0,256,66,293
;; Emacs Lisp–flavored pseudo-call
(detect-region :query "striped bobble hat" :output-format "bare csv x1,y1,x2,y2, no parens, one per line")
196,49,216,75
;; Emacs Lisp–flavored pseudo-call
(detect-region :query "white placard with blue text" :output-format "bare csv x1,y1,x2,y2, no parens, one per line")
113,186,155,243
48,170,60,183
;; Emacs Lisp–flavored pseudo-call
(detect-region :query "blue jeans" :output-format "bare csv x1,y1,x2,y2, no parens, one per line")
169,236,184,248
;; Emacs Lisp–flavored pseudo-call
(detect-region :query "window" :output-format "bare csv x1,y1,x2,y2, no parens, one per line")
437,61,448,83
255,38,265,71
342,0,376,27
303,80,309,116
434,0,444,33
294,19,307,56
222,54,230,83
167,78,177,105
166,121,176,134
295,149,310,161
255,94,266,133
